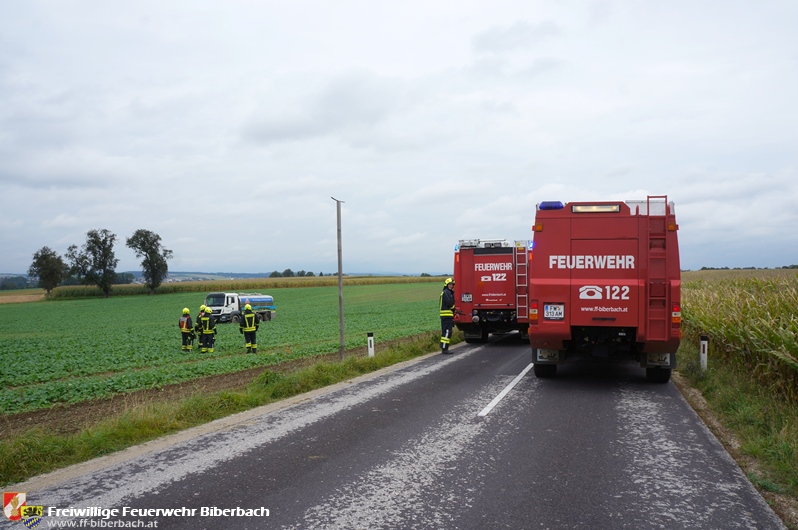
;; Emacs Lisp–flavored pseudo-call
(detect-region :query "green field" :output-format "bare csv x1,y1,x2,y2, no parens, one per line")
0,282,440,414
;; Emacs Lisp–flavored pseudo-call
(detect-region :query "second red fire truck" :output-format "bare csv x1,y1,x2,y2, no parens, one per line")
452,239,530,343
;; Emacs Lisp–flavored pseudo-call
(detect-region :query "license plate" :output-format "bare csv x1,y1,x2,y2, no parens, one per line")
462,293,472,302
544,304,564,320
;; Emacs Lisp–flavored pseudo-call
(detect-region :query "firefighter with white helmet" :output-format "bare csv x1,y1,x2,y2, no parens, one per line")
239,303,261,353
439,277,456,354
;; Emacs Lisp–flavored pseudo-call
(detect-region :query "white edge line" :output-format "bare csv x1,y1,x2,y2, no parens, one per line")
478,363,534,417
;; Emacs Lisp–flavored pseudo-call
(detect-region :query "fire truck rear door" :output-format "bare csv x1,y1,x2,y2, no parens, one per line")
568,239,639,328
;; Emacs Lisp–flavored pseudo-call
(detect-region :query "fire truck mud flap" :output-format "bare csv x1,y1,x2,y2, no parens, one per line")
640,352,676,369
461,326,488,343
533,349,562,378
641,352,675,383
535,348,560,364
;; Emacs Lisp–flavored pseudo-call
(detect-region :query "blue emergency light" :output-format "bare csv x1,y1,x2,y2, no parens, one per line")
538,201,564,210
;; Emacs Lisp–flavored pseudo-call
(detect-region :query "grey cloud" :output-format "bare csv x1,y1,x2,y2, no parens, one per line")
242,72,407,146
588,0,613,26
472,21,561,54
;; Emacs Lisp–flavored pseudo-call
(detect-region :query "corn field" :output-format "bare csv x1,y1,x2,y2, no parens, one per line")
681,269,798,401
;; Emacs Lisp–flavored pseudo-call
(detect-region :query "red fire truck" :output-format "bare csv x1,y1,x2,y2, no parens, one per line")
527,196,681,383
453,239,530,343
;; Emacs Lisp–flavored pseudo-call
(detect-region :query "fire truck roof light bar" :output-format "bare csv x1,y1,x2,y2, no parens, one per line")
572,204,621,213
538,201,564,210
457,239,510,249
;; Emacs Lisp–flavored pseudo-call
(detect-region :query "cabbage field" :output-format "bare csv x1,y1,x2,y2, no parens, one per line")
0,282,440,414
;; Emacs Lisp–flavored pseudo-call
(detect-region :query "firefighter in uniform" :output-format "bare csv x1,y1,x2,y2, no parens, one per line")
199,306,216,353
440,277,456,354
194,304,206,339
179,307,194,352
239,303,261,353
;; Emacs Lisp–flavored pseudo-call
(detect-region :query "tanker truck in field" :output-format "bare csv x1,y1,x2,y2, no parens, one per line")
527,196,681,383
204,292,276,323
453,239,530,343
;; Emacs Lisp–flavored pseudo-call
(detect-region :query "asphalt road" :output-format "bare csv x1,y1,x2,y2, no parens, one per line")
6,337,785,529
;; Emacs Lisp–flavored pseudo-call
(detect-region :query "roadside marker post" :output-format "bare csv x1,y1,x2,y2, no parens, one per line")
367,332,375,357
700,335,708,374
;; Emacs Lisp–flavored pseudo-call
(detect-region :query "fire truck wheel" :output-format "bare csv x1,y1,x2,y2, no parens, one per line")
533,363,557,378
231,315,240,324
646,367,671,384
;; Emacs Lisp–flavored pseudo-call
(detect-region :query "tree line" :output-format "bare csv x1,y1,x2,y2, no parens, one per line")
27,228,172,297
0,272,136,291
268,270,321,278
21,228,326,296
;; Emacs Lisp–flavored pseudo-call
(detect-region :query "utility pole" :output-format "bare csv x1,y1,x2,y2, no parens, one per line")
331,197,345,360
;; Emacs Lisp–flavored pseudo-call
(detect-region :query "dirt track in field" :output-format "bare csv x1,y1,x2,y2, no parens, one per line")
0,348,358,441
0,366,267,439
0,293,46,304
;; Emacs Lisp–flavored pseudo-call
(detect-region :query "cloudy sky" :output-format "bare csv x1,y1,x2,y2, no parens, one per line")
1,1,796,275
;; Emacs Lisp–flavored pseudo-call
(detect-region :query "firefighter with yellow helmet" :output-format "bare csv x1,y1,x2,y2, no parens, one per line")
178,307,194,352
439,277,456,354
199,306,217,353
194,304,206,334
239,303,261,353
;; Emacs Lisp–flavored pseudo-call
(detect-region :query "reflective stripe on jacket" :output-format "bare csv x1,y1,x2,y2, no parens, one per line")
439,287,455,317
241,310,258,332
200,315,216,334
179,315,192,333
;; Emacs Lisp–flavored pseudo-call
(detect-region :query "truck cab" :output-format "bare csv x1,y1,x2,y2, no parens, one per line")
204,292,239,323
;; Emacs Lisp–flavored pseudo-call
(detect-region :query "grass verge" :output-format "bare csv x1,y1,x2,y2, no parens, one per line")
679,354,798,494
0,331,450,487
678,342,798,528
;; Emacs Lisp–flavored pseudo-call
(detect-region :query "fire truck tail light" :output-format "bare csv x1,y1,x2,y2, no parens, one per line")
672,303,681,326
530,301,539,325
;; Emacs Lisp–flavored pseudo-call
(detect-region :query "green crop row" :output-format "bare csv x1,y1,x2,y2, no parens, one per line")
0,282,442,414
681,270,798,400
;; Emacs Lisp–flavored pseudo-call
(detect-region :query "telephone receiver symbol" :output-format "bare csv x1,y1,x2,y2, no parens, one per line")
579,285,603,300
